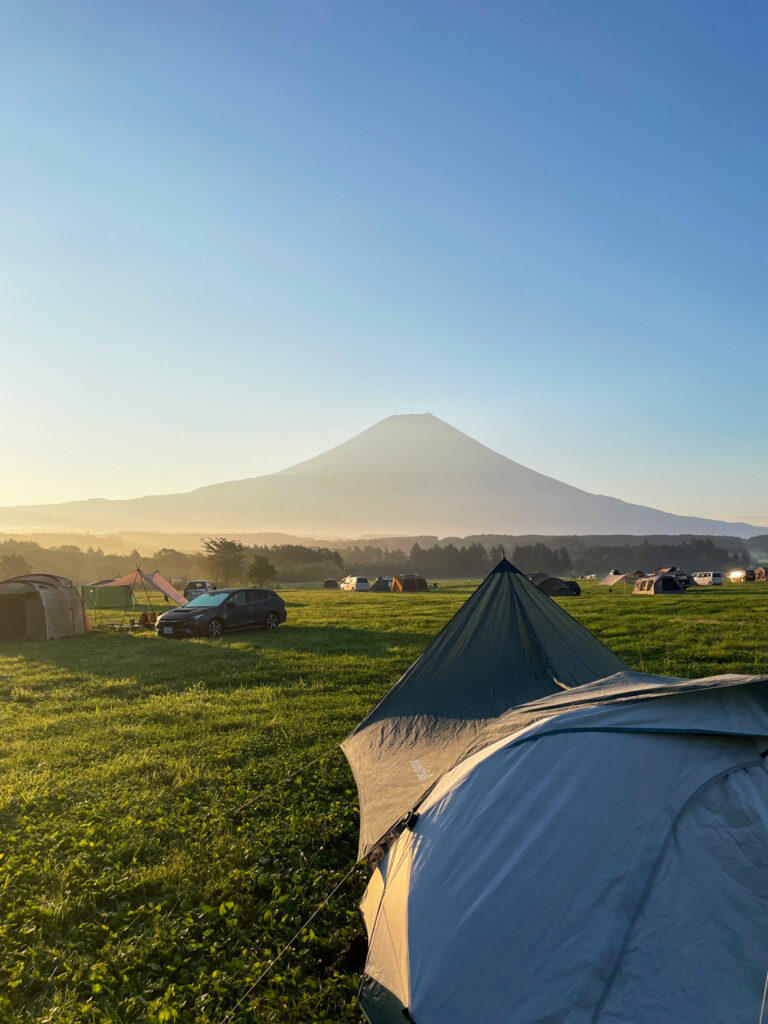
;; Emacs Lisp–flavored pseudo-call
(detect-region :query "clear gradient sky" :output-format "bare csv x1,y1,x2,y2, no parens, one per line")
1,1,766,524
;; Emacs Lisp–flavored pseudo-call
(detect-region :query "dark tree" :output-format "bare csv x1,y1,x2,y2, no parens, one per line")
202,537,246,585
249,554,277,586
0,552,31,578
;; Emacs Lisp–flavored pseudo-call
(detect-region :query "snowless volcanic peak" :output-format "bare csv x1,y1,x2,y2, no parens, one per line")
0,414,760,536
276,413,508,477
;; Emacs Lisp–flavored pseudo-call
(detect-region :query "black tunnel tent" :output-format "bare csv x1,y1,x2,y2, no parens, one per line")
369,576,391,592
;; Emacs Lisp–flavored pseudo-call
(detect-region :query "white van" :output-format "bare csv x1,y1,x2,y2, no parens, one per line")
691,571,722,586
340,576,370,591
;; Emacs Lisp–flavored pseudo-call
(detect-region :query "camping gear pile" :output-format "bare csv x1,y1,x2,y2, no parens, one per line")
342,558,768,1023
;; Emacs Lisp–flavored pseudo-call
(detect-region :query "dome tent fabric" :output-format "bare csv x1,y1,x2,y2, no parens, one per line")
0,574,92,640
359,671,768,1024
634,573,686,595
341,558,627,859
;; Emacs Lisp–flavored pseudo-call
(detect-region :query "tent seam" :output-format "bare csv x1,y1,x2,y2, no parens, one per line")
589,755,765,1024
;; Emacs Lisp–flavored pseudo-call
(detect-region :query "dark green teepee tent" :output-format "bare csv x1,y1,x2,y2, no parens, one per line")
369,576,391,592
342,558,627,858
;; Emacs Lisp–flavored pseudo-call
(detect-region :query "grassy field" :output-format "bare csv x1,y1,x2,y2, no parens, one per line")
2,580,768,1023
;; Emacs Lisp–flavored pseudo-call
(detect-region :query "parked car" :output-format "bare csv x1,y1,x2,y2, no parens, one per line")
156,588,286,638
691,571,723,586
340,576,370,591
184,579,217,600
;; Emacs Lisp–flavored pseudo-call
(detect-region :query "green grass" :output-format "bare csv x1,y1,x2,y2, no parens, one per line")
1,580,768,1023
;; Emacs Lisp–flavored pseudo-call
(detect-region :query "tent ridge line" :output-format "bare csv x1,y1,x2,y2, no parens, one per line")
340,565,504,746
588,755,765,1023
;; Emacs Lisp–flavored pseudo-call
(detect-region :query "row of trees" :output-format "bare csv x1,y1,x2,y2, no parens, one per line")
509,544,573,575
570,538,746,575
0,540,165,584
0,534,755,587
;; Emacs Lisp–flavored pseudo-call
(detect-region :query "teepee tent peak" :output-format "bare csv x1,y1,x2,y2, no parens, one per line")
342,557,627,858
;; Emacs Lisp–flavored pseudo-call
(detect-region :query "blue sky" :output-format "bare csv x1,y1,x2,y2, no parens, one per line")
1,1,766,524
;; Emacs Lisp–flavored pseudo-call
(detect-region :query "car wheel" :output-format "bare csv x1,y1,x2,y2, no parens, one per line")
265,612,280,631
207,618,224,639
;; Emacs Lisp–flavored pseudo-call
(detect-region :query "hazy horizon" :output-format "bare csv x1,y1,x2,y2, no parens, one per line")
2,3,767,524
1,412,766,528
0,413,764,536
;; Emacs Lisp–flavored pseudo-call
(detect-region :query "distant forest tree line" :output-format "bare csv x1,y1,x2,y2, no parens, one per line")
0,533,760,586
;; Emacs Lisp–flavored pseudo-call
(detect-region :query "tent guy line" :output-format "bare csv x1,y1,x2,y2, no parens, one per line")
216,859,361,1024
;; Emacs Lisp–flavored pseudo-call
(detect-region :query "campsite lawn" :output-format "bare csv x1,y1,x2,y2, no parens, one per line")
2,580,768,1023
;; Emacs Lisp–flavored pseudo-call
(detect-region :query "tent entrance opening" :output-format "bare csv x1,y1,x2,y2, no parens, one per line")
0,596,26,639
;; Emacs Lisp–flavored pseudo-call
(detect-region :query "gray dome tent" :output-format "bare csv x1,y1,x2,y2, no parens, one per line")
358,671,768,1024
634,573,686,595
529,572,581,596
342,558,627,860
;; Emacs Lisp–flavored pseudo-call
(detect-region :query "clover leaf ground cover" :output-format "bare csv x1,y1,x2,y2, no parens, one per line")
1,581,767,1023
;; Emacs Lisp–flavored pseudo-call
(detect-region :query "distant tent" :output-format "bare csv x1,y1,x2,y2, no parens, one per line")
391,573,429,592
0,574,92,640
82,584,134,610
322,578,340,589
756,567,767,581
634,574,686,595
600,570,623,585
102,569,187,605
342,558,628,858
601,570,645,587
529,573,581,597
369,576,391,592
